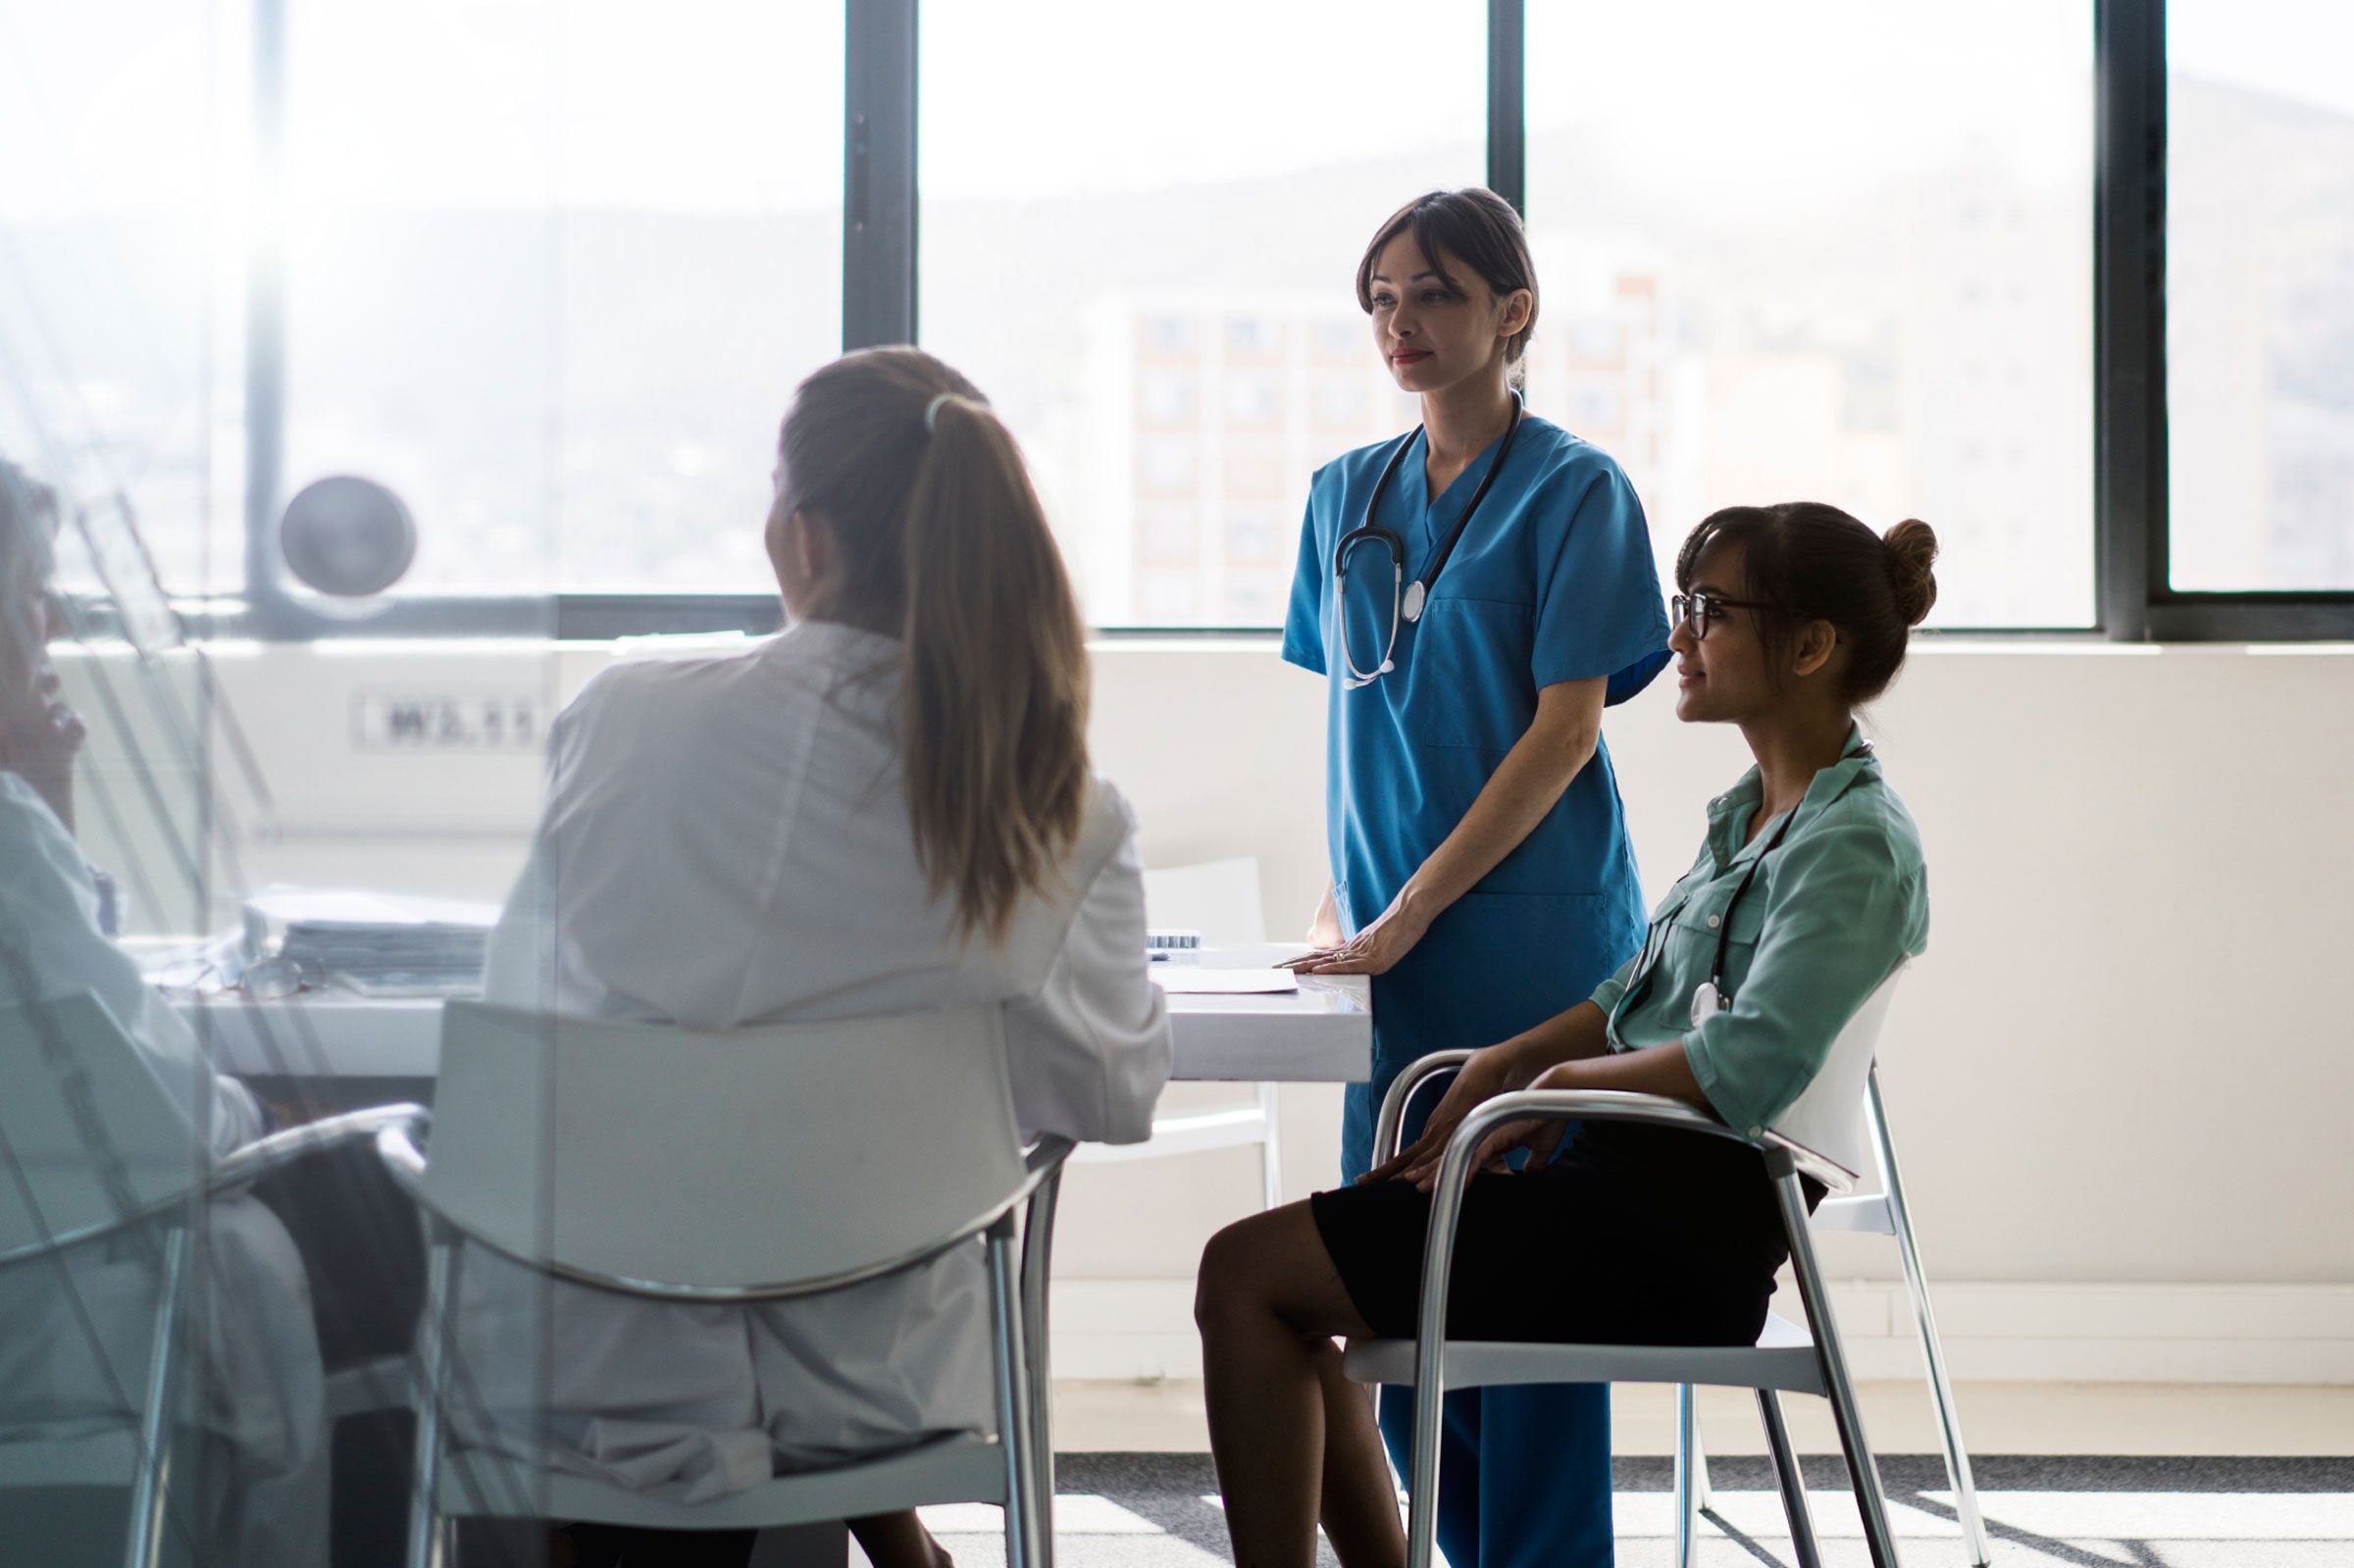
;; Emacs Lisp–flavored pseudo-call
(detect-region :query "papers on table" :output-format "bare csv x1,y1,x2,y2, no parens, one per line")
243,886,499,995
1150,967,1300,995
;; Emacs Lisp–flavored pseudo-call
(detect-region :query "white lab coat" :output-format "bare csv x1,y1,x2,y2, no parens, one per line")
0,774,328,1566
472,619,1171,1500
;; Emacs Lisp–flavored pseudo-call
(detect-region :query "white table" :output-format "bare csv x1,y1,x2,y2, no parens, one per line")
179,941,1370,1085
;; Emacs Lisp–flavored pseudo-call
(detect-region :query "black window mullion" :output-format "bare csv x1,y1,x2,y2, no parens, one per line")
1487,0,1525,215
2094,0,2164,642
844,0,918,350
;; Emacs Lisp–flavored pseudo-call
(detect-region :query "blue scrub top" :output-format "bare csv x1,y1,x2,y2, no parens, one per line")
1283,413,1670,946
1288,414,1667,1568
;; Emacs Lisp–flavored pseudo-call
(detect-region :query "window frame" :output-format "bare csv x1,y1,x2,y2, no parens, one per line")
2101,0,2354,640
213,0,2350,643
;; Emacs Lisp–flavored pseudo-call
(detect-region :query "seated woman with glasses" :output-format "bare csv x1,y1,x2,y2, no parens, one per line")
1194,502,1937,1568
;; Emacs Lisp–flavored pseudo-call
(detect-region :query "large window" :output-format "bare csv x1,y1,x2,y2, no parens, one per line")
0,3,225,595
274,0,842,601
24,1,2344,638
918,0,1482,627
2166,0,2354,595
1525,1,2095,630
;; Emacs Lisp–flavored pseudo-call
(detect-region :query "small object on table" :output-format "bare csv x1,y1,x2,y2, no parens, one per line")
1147,928,1203,963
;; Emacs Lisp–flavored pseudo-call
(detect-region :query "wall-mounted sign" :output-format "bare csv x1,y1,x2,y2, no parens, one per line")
353,694,544,751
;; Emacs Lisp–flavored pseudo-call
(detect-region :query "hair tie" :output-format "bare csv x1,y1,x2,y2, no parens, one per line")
923,392,954,434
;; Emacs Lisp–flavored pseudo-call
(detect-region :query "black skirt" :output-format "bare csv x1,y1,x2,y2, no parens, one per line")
1308,1122,1819,1346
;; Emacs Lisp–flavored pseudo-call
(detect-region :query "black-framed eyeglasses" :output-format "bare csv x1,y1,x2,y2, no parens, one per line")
1670,590,1773,640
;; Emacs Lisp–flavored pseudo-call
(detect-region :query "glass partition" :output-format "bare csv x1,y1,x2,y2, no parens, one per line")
3,4,561,1562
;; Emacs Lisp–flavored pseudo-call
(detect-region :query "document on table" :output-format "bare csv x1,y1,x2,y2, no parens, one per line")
1150,968,1300,995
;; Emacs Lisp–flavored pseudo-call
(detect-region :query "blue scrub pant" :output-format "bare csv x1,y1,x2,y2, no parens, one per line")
1343,1076,1614,1568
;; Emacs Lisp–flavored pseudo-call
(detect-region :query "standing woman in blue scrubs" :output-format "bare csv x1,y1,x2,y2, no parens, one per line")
1277,188,1669,1568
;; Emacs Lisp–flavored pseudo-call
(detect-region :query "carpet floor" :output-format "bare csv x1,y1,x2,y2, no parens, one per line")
911,1454,2354,1568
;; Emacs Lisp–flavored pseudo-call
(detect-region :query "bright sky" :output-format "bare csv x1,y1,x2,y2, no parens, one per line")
2171,0,2354,115
1,0,2347,216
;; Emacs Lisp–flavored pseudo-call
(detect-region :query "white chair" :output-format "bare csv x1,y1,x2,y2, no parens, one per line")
376,998,1071,1568
1346,968,1913,1568
1677,1061,1988,1566
1078,858,1282,1210
0,992,420,1568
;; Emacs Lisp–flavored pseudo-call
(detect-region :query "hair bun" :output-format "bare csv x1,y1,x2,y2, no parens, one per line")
1882,518,1939,627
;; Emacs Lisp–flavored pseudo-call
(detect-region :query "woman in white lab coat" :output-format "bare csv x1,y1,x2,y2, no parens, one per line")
0,458,332,1567
476,346,1174,1568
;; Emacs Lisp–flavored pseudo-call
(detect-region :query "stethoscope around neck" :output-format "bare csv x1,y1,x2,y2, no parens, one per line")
1610,736,1876,1037
1332,390,1525,690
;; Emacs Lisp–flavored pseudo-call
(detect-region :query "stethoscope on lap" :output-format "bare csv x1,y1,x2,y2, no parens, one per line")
1610,737,1874,1035
1332,390,1526,690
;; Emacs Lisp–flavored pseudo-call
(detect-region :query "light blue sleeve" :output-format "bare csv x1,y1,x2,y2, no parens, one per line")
1529,459,1670,705
1680,820,1928,1136
1588,951,1639,1015
1279,487,1326,676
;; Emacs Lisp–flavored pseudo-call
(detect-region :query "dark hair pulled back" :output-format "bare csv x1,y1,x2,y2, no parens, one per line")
1675,501,1939,705
1356,187,1539,376
779,347,1091,946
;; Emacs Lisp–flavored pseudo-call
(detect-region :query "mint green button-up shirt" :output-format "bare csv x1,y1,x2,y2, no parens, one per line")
1589,725,1928,1137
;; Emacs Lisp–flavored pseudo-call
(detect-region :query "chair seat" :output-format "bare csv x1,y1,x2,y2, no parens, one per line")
1342,1311,1827,1398
0,1426,138,1489
325,1355,410,1422
436,1431,1012,1532
1811,1192,1897,1236
1070,1106,1270,1163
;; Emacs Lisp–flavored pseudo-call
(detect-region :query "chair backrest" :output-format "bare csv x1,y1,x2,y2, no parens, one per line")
1142,857,1266,944
0,994,205,1256
427,999,1028,1291
1761,963,1906,1185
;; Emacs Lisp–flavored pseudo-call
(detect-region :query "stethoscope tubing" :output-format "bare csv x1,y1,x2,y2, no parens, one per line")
1606,740,1874,1040
1331,391,1526,688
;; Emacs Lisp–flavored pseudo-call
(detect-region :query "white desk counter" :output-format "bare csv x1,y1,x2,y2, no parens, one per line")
179,942,1369,1086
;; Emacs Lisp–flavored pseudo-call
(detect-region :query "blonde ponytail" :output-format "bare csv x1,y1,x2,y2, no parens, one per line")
777,348,1092,945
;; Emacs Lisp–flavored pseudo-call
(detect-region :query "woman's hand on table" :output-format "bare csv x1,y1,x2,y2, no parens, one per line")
1281,894,1429,977
1361,1039,1534,1189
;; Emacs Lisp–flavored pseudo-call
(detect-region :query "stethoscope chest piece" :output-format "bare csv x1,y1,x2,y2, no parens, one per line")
1331,391,1521,683
1688,981,1723,1027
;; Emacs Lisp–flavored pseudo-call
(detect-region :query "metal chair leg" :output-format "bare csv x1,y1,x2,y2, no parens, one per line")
1689,1397,1715,1514
1020,1174,1064,1568
1868,1070,1989,1567
406,1242,454,1568
1672,1384,1703,1568
1758,1390,1824,1568
1774,1168,1903,1568
990,1221,1048,1568
127,1226,190,1568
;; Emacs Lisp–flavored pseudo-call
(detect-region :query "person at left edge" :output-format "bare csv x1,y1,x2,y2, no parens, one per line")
1270,189,1670,1568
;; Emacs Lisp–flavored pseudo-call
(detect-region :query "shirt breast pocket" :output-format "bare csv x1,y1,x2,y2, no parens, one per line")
1671,883,1768,970
1400,596,1536,751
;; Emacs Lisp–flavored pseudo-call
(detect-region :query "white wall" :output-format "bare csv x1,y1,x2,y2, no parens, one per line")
192,636,2354,1380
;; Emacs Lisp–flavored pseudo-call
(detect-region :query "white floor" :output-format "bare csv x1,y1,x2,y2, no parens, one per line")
1049,1378,2354,1456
